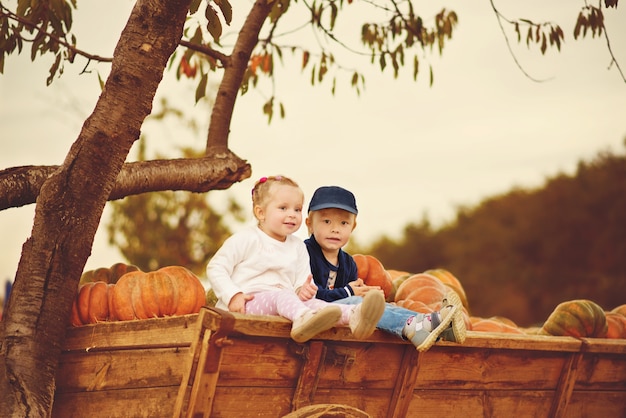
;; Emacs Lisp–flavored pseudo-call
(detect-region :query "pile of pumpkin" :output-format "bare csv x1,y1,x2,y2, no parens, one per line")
353,254,626,339
70,263,206,326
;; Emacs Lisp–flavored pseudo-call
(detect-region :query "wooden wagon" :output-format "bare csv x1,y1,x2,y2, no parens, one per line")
53,306,626,417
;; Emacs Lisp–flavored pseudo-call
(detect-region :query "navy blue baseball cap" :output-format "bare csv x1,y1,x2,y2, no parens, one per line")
308,186,358,214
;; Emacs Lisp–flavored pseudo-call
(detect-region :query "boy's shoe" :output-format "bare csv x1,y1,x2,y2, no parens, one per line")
291,305,342,343
406,290,464,352
439,291,467,344
349,290,386,339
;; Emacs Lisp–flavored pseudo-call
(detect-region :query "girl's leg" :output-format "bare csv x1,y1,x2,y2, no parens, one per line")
245,289,308,321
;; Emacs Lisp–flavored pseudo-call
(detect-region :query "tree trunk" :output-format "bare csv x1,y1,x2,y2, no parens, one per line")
0,0,191,415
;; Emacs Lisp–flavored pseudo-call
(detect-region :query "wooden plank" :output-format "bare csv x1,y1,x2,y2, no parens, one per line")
566,390,626,417
53,386,184,418
56,347,189,392
291,341,326,411
62,314,199,352
387,345,420,418
316,341,404,390
415,345,568,390
210,387,300,417
173,309,212,417
549,352,583,418
578,337,626,354
184,329,214,418
182,307,237,418
576,352,626,390
408,389,556,416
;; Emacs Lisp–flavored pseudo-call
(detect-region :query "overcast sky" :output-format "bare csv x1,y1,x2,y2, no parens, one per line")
1,1,625,289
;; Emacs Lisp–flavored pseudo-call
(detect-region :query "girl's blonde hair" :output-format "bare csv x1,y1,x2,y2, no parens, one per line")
251,175,300,210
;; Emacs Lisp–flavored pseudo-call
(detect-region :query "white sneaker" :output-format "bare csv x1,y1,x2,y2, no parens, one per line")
290,305,342,343
349,291,386,339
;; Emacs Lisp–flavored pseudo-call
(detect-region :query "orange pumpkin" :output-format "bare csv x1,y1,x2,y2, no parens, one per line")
470,317,524,334
541,299,608,338
352,254,393,300
386,269,411,281
111,266,206,321
605,312,626,339
394,299,434,314
70,281,115,326
611,304,626,317
423,268,470,312
80,262,140,285
394,273,448,311
388,273,412,302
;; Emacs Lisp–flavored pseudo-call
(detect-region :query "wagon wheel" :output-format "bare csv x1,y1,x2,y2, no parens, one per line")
282,404,371,418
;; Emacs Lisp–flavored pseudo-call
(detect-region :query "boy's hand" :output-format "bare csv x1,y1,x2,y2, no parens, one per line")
350,279,381,297
228,292,254,313
297,275,318,301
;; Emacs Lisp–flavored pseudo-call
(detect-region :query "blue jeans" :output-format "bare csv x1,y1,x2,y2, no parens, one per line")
332,295,421,340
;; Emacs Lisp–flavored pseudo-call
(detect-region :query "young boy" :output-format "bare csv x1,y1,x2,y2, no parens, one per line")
304,185,466,351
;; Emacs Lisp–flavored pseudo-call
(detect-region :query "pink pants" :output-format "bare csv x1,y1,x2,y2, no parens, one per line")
244,289,353,325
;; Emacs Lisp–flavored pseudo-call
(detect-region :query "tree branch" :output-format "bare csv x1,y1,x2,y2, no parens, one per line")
489,0,550,83
205,0,274,150
0,153,251,211
179,39,230,66
0,5,113,63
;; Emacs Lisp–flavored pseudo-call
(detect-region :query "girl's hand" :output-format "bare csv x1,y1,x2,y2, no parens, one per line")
228,292,254,313
297,275,318,301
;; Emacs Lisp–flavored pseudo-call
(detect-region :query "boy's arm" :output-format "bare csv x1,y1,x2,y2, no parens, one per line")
315,284,354,302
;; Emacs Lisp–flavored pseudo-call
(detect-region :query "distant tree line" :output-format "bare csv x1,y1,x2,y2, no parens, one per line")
356,143,626,326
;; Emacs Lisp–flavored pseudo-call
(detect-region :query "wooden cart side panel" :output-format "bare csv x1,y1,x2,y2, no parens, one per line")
52,309,626,418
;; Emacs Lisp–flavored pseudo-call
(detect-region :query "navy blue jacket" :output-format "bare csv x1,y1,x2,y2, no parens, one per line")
305,235,358,302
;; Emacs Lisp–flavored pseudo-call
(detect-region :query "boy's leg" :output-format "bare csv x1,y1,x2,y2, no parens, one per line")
333,295,414,339
404,291,466,351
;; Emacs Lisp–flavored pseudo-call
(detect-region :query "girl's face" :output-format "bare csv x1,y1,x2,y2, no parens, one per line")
254,184,304,241
306,208,356,253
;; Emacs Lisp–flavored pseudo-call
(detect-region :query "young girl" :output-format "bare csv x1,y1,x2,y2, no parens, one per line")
305,185,466,351
206,175,385,343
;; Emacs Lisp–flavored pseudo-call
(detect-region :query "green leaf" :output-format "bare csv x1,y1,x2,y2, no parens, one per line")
205,4,222,42
190,0,202,14
263,97,274,124
329,2,338,30
46,53,61,85
195,72,208,103
217,0,233,25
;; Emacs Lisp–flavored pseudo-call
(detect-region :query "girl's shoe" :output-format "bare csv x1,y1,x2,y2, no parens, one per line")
291,305,342,343
349,290,385,339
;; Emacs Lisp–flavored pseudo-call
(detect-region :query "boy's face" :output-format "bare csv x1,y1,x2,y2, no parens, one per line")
306,208,356,252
